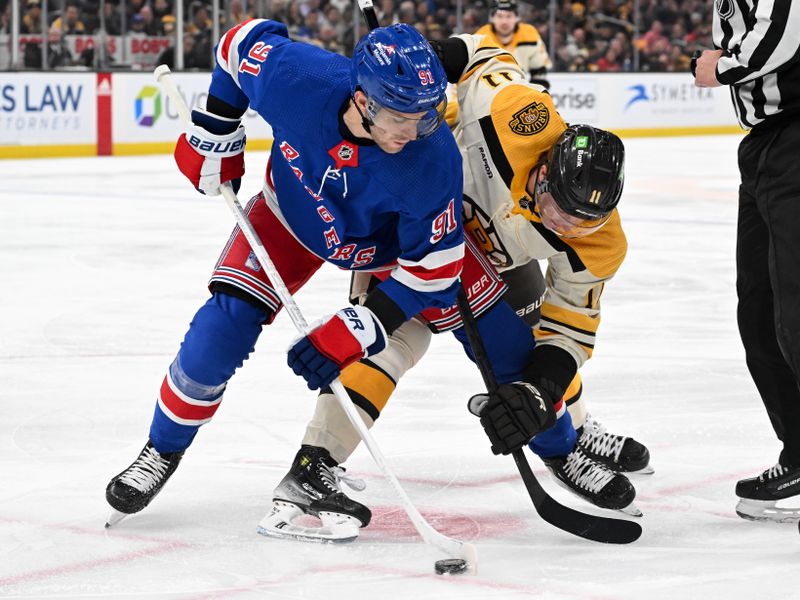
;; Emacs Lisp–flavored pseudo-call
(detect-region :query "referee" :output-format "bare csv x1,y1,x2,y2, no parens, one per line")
693,0,800,523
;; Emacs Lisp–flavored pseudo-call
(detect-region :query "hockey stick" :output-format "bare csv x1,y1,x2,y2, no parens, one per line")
355,0,380,29
455,287,642,544
154,65,478,572
353,0,639,546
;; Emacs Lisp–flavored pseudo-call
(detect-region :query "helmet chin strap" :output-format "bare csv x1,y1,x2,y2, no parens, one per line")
528,162,546,200
351,94,373,134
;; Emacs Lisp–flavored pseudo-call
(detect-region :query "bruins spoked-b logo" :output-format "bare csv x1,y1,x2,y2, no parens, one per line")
509,102,550,136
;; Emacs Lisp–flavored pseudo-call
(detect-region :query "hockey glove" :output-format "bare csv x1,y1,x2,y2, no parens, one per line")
468,382,557,456
174,107,246,196
288,305,388,390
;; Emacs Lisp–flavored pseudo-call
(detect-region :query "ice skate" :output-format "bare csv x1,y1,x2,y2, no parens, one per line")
577,414,653,474
543,443,642,517
258,445,372,543
105,441,184,527
735,463,800,523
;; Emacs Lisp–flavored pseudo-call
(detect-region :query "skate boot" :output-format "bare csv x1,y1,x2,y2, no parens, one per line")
577,414,653,474
735,463,800,522
105,440,184,527
258,445,372,543
543,443,642,516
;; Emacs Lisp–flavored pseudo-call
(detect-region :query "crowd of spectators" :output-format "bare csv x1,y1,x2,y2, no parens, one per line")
533,0,714,73
0,0,715,72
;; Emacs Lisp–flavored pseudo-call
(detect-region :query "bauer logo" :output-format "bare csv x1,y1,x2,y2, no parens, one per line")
135,85,161,127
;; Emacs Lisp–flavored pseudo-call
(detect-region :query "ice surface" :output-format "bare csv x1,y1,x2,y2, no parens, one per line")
3,134,798,599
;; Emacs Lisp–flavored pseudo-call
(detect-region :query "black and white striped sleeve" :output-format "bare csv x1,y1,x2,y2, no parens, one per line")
716,0,800,85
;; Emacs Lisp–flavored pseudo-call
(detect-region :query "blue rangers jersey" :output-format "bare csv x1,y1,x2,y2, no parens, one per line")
207,19,464,321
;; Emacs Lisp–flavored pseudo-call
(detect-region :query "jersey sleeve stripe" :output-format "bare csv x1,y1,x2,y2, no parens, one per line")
391,268,460,292
540,301,600,334
478,115,515,188
392,249,464,292
215,18,264,87
460,52,517,83
718,0,798,84
397,243,465,270
538,319,596,344
536,328,595,357
218,20,251,66
400,259,463,282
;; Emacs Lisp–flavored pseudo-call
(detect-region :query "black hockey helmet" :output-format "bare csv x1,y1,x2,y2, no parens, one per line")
541,124,625,223
491,0,518,14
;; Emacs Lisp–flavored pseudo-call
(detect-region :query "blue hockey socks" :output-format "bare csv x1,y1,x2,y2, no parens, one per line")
149,293,268,453
528,408,578,458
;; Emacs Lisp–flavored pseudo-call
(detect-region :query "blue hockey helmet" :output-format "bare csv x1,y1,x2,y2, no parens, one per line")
351,23,448,139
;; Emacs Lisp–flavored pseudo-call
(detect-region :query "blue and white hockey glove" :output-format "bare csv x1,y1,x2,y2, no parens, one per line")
288,305,388,390
174,107,246,196
468,382,557,456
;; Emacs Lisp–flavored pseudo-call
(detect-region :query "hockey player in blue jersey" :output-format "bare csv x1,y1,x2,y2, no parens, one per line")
105,21,562,535
104,21,474,525
258,39,643,541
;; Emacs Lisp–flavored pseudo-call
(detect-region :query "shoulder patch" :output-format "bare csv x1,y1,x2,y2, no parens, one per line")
508,101,550,136
716,0,734,20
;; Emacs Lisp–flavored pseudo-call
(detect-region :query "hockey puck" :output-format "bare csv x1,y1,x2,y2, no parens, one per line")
434,558,468,575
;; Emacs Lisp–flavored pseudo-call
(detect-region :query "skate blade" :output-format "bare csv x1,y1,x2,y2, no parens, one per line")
618,502,643,518
548,472,644,517
627,464,655,475
105,509,129,528
257,501,361,544
735,499,800,523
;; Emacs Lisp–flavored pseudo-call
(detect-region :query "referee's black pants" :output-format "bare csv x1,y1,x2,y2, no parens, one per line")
737,117,800,468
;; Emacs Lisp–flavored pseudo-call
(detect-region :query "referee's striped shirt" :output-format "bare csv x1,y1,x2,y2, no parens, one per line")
713,0,800,129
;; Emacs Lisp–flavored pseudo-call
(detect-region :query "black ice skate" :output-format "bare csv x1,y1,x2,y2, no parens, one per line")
258,445,372,543
543,444,642,516
577,414,653,474
105,440,184,527
735,463,800,523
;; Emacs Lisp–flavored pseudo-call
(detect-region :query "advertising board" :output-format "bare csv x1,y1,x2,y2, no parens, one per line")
0,72,96,157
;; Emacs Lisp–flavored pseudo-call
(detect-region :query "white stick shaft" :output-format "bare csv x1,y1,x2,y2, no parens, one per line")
154,64,191,124
154,65,477,570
